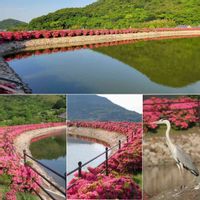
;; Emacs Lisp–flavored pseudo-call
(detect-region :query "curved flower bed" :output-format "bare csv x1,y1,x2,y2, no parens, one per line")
67,121,141,139
1,27,200,43
144,97,198,130
67,121,142,199
3,34,200,63
0,122,65,200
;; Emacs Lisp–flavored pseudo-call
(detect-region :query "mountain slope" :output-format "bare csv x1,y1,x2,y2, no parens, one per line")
29,0,200,30
0,19,27,30
68,95,142,122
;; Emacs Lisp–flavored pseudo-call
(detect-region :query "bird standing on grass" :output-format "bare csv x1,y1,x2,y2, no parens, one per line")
154,119,200,190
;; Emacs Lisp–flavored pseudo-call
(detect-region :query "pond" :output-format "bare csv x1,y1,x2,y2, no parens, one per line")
67,137,107,182
143,164,200,198
30,130,66,188
5,37,200,93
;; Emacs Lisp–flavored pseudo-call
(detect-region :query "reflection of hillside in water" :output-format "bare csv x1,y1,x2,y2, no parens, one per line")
30,131,66,188
144,165,200,197
30,132,66,160
95,37,200,87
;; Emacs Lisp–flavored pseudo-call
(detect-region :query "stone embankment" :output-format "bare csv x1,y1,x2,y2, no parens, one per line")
0,57,31,93
1,30,200,56
143,133,200,166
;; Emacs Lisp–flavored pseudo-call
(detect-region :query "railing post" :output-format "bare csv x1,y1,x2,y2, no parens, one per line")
118,140,121,149
78,161,82,177
198,97,200,128
23,149,26,164
105,147,109,176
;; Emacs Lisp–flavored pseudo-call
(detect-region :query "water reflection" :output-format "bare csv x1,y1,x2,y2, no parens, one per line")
30,131,66,188
7,37,200,93
144,165,199,197
5,38,200,93
67,137,106,182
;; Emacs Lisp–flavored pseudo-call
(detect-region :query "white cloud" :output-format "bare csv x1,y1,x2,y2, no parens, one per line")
97,94,143,114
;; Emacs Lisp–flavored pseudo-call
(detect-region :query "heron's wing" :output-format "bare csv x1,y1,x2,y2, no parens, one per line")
175,145,199,176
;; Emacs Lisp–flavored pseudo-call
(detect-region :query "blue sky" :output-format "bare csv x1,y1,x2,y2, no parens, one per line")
0,0,96,22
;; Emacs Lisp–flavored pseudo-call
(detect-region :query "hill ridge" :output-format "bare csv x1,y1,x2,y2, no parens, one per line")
28,0,200,30
68,95,142,122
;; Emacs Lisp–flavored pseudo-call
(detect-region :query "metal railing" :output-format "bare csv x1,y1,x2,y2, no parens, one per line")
23,150,66,200
66,134,133,191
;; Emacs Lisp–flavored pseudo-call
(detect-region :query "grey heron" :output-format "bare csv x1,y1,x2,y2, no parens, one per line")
154,119,200,189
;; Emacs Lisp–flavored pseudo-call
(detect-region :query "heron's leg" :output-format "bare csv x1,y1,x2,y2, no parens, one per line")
177,163,185,190
173,165,185,197
180,163,186,189
194,176,200,190
176,163,183,190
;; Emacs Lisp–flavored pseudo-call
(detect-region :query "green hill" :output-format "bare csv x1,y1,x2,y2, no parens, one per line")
68,95,142,122
0,19,27,30
29,0,200,30
0,95,66,126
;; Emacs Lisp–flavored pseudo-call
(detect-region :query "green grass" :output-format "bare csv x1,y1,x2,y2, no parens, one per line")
0,185,9,199
133,172,142,188
0,185,39,200
16,192,39,200
0,173,12,185
0,174,39,200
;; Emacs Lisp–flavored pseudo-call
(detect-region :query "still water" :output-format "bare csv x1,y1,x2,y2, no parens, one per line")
6,37,200,93
144,165,200,198
30,131,66,188
67,137,106,182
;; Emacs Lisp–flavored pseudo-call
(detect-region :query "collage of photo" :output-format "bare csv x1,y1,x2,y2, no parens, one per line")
1,0,200,200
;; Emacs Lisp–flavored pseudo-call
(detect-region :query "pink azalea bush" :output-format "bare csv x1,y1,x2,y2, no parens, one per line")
144,97,198,130
0,122,65,199
1,27,200,43
67,121,142,199
67,121,141,139
68,172,141,200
